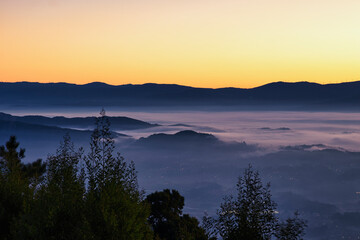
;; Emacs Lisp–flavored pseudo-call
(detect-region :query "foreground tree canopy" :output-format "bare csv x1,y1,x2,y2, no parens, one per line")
146,189,208,240
0,111,306,240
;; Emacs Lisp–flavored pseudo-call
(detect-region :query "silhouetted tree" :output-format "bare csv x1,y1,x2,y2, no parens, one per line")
21,159,47,187
0,136,27,239
13,134,90,240
180,214,209,240
0,136,45,239
275,211,307,240
0,136,25,173
202,213,218,240
216,165,277,240
84,109,152,240
146,189,208,240
207,165,307,240
0,136,46,183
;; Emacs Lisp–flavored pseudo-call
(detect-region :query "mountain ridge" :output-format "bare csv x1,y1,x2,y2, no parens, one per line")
1,81,360,109
3,80,360,89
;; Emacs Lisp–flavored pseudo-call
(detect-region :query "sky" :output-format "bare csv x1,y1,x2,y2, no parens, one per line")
1,0,360,88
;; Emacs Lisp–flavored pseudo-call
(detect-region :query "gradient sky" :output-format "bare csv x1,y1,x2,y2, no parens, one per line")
1,0,360,88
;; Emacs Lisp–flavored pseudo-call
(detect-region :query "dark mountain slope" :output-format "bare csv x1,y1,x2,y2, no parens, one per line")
132,130,254,152
1,81,360,109
0,112,157,130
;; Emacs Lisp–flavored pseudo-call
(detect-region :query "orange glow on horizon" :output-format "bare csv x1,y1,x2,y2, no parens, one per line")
1,0,360,88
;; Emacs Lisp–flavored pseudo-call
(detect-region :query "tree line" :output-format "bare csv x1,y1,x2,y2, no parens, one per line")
0,111,306,240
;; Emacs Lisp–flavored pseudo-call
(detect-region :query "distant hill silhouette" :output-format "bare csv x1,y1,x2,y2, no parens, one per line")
133,130,254,152
137,130,217,145
0,112,157,130
1,81,360,109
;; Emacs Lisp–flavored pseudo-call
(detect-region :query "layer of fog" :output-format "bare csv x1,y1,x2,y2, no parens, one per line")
5,110,360,239
116,111,360,152
10,110,360,151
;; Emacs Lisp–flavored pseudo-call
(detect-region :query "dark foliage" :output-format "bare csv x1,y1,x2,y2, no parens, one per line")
0,112,154,240
13,134,90,239
206,165,307,240
84,109,152,240
0,136,46,240
146,189,207,240
275,211,307,240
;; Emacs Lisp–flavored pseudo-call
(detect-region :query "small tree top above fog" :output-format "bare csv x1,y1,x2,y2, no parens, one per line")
204,165,307,240
85,109,140,196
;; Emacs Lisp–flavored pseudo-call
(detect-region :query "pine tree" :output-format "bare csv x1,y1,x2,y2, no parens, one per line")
0,136,46,239
214,165,278,240
84,109,152,240
0,136,28,239
208,165,307,240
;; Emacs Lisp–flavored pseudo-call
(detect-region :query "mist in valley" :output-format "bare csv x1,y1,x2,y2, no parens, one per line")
1,109,360,239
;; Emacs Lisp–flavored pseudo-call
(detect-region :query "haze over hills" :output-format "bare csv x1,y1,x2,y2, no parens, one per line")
0,112,157,130
1,81,360,110
1,109,360,238
0,112,159,160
